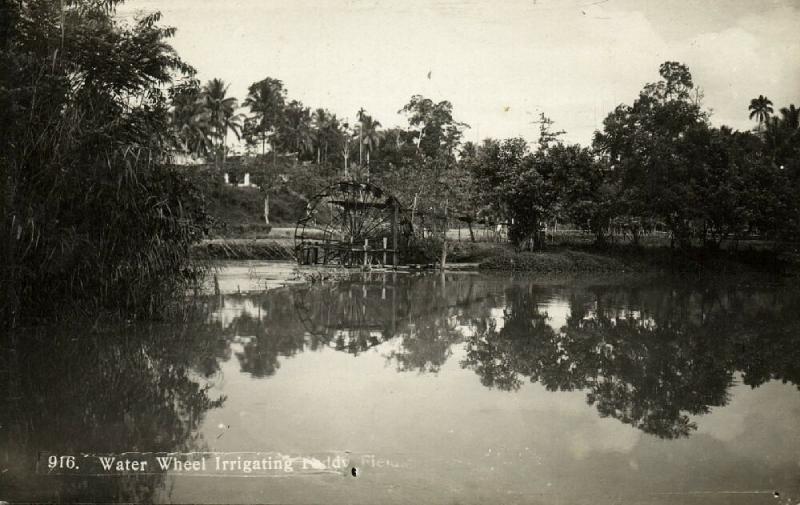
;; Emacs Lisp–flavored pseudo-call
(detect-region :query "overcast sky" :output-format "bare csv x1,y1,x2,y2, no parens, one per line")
118,0,800,146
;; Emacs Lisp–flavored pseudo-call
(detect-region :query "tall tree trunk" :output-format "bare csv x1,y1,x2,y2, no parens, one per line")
440,199,449,270
264,193,270,225
222,129,228,168
467,220,476,243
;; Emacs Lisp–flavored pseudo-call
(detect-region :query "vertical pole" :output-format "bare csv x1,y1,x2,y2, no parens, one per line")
364,239,368,267
382,237,387,266
392,201,399,268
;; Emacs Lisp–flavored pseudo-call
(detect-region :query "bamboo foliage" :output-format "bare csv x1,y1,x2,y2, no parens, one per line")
1,0,211,326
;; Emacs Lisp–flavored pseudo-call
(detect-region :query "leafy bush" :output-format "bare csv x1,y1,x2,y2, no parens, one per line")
401,236,444,265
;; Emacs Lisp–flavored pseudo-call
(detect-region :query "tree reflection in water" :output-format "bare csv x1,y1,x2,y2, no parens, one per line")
213,273,800,440
1,305,229,503
462,279,800,439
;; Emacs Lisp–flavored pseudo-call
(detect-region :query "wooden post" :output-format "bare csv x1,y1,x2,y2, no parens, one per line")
364,239,369,266
382,237,387,266
391,273,396,337
392,200,399,267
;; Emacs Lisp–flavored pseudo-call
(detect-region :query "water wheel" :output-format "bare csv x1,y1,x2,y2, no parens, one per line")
294,181,400,266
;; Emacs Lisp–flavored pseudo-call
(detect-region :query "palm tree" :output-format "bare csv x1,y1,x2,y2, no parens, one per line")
202,78,243,168
170,82,214,160
765,116,781,148
243,78,286,160
748,95,774,132
765,104,800,166
280,100,314,158
312,108,342,165
360,115,382,168
779,104,799,130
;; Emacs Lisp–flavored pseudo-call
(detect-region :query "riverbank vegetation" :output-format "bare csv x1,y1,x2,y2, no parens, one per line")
1,1,211,327
2,1,798,327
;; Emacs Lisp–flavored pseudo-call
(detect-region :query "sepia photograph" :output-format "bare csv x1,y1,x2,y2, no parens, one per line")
1,0,799,503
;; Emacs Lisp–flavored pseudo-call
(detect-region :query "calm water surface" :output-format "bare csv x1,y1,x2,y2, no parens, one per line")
3,263,800,504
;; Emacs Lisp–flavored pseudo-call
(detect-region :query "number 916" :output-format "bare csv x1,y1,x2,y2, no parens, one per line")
48,455,76,469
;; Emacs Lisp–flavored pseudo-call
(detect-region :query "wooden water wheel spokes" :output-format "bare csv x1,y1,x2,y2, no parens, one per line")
295,181,399,266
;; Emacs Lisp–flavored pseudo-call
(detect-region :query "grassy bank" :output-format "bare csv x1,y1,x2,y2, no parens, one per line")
189,164,314,239
479,244,799,275
191,236,799,276
203,183,304,239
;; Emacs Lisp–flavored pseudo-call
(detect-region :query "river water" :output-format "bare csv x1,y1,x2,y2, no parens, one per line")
2,262,800,504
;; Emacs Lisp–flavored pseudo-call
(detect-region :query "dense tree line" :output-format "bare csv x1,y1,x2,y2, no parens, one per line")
466,63,799,250
170,77,471,248
177,62,798,253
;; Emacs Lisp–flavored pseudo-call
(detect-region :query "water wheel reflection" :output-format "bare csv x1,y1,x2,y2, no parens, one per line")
293,274,404,354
